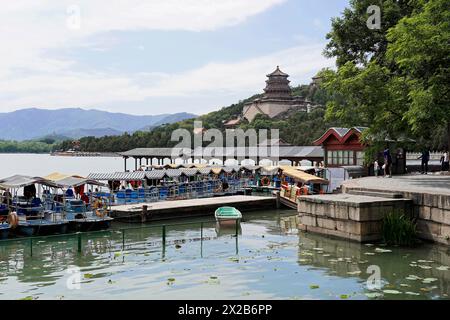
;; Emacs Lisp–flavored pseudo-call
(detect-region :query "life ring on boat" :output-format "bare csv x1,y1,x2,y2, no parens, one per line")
7,212,19,229
95,209,106,218
260,177,271,186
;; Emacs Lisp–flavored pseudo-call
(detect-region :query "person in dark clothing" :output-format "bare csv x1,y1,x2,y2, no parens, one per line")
418,149,430,174
383,147,393,178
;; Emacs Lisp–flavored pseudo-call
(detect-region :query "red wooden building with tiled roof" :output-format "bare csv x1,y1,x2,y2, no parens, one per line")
314,127,368,167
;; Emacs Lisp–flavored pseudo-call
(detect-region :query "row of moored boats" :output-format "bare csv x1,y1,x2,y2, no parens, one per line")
0,175,113,240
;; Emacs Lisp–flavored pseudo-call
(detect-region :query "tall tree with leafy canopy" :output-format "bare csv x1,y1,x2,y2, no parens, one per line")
323,0,449,155
387,0,450,148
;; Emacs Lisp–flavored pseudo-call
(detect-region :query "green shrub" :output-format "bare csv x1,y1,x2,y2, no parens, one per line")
382,210,417,246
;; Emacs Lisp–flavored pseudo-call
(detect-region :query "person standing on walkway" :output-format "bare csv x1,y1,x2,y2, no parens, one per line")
441,150,449,171
374,159,380,177
383,147,392,178
418,149,430,174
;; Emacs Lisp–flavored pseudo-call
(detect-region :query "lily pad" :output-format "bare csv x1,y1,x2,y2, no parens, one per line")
340,294,349,299
383,290,402,295
406,275,422,281
365,292,383,298
347,271,362,275
375,248,392,253
418,265,432,270
422,278,438,284
309,285,320,289
436,266,450,271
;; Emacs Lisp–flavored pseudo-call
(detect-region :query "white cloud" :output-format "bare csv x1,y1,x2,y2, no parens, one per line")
0,43,334,112
0,0,337,115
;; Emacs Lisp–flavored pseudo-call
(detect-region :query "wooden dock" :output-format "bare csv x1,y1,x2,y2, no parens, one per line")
110,195,276,222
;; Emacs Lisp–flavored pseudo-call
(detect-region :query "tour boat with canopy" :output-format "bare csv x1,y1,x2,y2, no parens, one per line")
0,175,69,236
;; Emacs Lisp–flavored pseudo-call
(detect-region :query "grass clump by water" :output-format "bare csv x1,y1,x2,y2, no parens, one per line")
382,210,417,246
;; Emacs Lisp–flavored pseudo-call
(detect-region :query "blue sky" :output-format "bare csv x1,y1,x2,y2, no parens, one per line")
0,0,349,115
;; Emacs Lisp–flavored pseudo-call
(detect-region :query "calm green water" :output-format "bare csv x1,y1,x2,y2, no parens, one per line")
0,209,449,300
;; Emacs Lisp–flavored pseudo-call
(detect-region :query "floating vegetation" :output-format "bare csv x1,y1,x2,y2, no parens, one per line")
167,278,176,285
309,285,320,289
436,266,450,271
422,278,438,284
20,296,34,300
400,284,410,287
207,276,220,285
418,265,432,270
347,271,362,275
84,273,94,279
381,210,417,246
406,275,422,281
340,294,349,299
365,292,383,299
383,290,402,295
375,248,392,253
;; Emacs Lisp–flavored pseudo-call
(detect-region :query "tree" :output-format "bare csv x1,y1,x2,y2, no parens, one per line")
323,0,449,151
386,0,450,148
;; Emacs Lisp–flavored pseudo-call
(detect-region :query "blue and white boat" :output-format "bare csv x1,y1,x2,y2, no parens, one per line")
45,175,114,232
0,175,69,237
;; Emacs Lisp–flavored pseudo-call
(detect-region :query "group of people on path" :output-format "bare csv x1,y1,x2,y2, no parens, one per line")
418,149,449,174
373,146,393,178
373,148,449,177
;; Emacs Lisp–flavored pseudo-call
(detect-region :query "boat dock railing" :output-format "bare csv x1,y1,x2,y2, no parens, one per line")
110,179,254,205
0,219,240,257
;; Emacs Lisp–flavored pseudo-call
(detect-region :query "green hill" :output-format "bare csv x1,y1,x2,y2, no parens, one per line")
55,83,338,152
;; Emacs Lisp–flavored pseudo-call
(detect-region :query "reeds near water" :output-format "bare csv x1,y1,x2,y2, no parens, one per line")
382,210,417,246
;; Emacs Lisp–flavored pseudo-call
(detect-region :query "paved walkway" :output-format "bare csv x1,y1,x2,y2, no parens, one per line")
343,174,450,195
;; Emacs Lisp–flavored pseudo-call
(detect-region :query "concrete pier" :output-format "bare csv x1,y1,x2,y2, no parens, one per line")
298,194,412,242
342,175,450,245
297,175,450,245
110,195,276,222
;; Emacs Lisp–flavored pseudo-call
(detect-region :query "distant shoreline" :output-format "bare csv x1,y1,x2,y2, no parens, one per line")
0,151,120,157
51,151,121,157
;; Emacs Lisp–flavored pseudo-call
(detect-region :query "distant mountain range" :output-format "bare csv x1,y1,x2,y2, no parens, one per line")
0,108,196,141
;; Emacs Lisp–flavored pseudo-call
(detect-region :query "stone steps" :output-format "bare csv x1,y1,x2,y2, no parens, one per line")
346,189,404,199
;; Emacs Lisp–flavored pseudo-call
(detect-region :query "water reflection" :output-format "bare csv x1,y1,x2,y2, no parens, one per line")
0,210,449,300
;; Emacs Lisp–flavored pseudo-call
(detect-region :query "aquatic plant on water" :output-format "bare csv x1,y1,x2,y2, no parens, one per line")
381,210,417,246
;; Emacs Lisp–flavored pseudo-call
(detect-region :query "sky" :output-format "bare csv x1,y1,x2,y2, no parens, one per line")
0,0,349,116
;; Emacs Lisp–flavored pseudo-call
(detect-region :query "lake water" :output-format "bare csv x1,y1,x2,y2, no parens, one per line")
0,154,124,178
0,210,449,300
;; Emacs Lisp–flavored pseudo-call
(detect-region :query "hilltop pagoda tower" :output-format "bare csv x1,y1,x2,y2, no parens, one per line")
242,66,307,122
263,66,292,100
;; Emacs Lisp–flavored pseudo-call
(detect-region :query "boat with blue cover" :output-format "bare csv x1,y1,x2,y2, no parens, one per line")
64,198,113,232
0,175,69,237
44,175,114,232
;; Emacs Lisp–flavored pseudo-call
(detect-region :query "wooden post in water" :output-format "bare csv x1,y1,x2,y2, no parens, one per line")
162,225,166,258
276,191,280,209
77,233,82,253
141,205,147,223
122,229,125,251
200,222,203,258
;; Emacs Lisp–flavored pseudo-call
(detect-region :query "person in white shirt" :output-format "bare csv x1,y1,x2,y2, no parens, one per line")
374,160,380,177
441,150,449,171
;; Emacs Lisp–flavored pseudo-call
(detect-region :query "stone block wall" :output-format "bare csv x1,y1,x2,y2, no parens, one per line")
343,186,450,245
298,196,412,243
